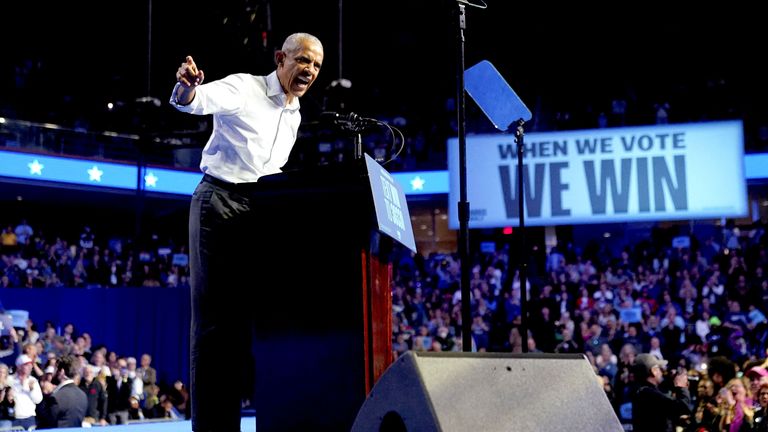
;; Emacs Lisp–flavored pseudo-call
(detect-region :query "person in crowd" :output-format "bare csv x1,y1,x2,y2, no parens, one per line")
9,354,43,430
1,226,18,254
106,351,119,371
137,353,157,392
709,356,739,397
22,320,40,347
36,354,88,428
747,366,768,410
554,327,579,353
718,377,755,431
143,384,161,417
595,343,618,382
0,363,14,429
89,349,108,377
21,344,45,379
106,358,133,425
14,220,33,252
613,343,638,414
78,226,95,250
127,395,144,421
79,363,108,426
125,357,144,402
168,380,189,418
169,31,324,432
149,395,181,420
631,353,692,432
694,375,719,430
755,382,768,431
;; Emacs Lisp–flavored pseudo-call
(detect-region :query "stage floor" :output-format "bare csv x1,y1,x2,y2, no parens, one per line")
52,417,256,432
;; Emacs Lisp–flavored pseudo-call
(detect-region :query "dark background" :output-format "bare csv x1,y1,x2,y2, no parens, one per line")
3,1,767,149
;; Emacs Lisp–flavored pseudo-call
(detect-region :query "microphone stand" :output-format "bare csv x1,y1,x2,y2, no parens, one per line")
514,119,529,353
454,1,472,352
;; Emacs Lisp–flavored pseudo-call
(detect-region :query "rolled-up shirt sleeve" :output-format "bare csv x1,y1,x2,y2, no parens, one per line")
168,82,200,112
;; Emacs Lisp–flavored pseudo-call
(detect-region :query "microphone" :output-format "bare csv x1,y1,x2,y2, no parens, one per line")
320,111,379,130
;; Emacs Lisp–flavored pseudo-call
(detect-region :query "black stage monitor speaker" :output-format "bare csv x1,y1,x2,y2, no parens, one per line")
352,351,623,432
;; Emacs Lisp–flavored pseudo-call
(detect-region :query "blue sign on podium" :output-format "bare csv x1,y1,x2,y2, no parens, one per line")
364,154,417,252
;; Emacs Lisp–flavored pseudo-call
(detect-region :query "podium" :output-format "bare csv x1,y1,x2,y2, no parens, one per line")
246,156,415,431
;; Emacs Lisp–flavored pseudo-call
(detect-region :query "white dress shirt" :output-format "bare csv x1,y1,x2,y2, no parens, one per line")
170,71,301,183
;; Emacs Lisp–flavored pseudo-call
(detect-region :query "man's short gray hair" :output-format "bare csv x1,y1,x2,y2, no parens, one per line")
282,33,323,55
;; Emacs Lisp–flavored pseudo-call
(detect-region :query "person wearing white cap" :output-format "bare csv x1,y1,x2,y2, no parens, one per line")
9,354,42,430
631,353,692,432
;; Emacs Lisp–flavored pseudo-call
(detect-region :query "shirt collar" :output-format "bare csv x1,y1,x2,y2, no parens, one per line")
53,379,75,395
266,71,300,111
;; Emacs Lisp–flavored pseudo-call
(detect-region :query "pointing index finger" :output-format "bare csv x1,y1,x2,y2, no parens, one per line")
185,56,198,74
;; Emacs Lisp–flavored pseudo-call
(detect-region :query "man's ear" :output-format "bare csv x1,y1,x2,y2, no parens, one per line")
275,51,285,66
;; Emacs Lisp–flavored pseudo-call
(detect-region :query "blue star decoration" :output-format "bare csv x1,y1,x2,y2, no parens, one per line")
410,175,425,191
28,159,44,175
87,165,104,182
144,171,158,188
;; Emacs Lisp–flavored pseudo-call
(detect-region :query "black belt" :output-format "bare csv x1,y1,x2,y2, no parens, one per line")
201,174,259,191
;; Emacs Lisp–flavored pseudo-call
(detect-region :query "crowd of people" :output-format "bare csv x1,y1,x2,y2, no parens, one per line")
1,221,189,290
1,219,192,429
390,219,768,431
5,210,768,430
0,317,187,430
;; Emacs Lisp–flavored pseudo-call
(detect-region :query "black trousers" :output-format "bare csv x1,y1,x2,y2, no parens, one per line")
189,176,258,432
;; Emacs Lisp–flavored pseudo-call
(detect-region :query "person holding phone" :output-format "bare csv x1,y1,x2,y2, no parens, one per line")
631,353,692,432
